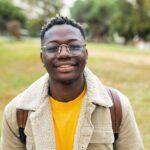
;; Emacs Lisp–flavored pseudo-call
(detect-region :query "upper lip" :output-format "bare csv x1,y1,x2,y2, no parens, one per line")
53,62,78,67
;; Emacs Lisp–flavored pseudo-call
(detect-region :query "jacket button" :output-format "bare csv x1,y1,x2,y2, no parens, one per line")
81,144,85,149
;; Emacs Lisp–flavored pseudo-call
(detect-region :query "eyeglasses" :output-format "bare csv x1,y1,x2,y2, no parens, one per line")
42,43,86,55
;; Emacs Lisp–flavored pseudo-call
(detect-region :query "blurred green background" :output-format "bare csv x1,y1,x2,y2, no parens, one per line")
0,0,150,149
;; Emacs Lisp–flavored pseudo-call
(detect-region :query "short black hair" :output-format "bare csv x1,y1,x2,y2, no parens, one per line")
40,16,85,45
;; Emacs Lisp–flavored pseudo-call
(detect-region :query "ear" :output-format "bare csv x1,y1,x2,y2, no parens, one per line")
86,49,88,56
84,49,88,65
40,51,44,64
85,49,88,60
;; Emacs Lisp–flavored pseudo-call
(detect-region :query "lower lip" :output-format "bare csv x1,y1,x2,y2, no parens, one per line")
56,65,76,73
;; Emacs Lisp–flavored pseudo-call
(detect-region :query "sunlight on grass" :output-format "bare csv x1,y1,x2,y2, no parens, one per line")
0,39,150,149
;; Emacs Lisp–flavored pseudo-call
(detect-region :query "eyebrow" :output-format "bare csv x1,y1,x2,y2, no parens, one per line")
47,39,83,44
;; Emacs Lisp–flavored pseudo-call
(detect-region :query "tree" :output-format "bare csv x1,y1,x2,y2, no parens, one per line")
71,0,150,42
21,0,63,36
110,0,150,41
0,0,26,34
71,0,117,41
6,21,21,40
22,0,62,19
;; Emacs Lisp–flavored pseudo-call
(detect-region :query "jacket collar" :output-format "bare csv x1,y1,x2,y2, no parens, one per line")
84,67,112,107
16,73,50,111
16,67,112,111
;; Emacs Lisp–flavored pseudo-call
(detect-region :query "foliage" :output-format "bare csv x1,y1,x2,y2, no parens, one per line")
71,0,150,42
22,0,63,36
27,19,44,37
71,0,118,41
7,21,22,40
22,0,62,19
0,0,26,33
111,0,150,41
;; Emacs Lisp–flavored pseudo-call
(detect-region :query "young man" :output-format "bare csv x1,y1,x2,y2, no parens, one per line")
1,16,144,150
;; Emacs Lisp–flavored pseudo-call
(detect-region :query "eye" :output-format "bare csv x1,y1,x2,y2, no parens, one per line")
69,45,82,51
46,46,58,53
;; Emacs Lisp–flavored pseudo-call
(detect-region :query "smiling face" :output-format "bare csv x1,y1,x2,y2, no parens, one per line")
41,24,88,84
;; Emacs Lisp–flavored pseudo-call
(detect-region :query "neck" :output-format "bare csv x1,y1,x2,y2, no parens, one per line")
49,75,85,102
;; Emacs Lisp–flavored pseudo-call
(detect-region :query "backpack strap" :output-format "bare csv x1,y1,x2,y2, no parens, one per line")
16,109,29,145
106,87,122,141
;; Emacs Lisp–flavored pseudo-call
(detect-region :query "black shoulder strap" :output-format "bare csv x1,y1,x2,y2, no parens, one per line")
16,109,29,145
106,87,122,141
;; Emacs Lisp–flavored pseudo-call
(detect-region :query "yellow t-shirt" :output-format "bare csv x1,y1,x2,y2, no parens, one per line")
50,87,86,150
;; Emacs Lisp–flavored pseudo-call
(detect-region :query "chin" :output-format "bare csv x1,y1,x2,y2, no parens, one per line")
58,79,76,85
52,73,81,85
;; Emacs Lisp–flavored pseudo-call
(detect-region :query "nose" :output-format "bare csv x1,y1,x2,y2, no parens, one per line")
56,45,71,58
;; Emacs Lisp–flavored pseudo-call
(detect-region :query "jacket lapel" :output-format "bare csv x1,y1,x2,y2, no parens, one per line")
74,96,96,150
29,97,56,150
84,67,112,107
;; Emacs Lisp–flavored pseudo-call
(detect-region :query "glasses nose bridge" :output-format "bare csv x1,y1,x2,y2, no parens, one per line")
58,44,70,54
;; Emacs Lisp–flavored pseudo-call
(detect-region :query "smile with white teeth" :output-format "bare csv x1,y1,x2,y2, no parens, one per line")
59,65,73,68
55,64,77,73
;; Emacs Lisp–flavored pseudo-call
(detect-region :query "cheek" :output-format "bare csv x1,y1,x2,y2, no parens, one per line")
43,58,55,73
79,53,88,65
43,54,54,65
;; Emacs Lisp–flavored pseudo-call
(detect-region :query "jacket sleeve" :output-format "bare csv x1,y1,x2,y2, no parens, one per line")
0,100,25,150
115,90,144,150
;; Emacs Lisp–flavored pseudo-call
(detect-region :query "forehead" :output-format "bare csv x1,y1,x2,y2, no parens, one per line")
43,24,84,44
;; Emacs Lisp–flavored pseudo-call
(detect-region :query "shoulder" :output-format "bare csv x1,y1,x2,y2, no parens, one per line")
106,87,136,127
113,89,139,132
111,90,144,148
3,73,49,118
105,87,133,118
3,92,23,122
2,92,24,136
114,89,133,118
4,92,22,114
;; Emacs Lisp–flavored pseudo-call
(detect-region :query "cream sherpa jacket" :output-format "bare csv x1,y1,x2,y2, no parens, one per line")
1,68,144,150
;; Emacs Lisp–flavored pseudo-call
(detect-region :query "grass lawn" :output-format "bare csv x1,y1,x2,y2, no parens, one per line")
0,39,150,149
